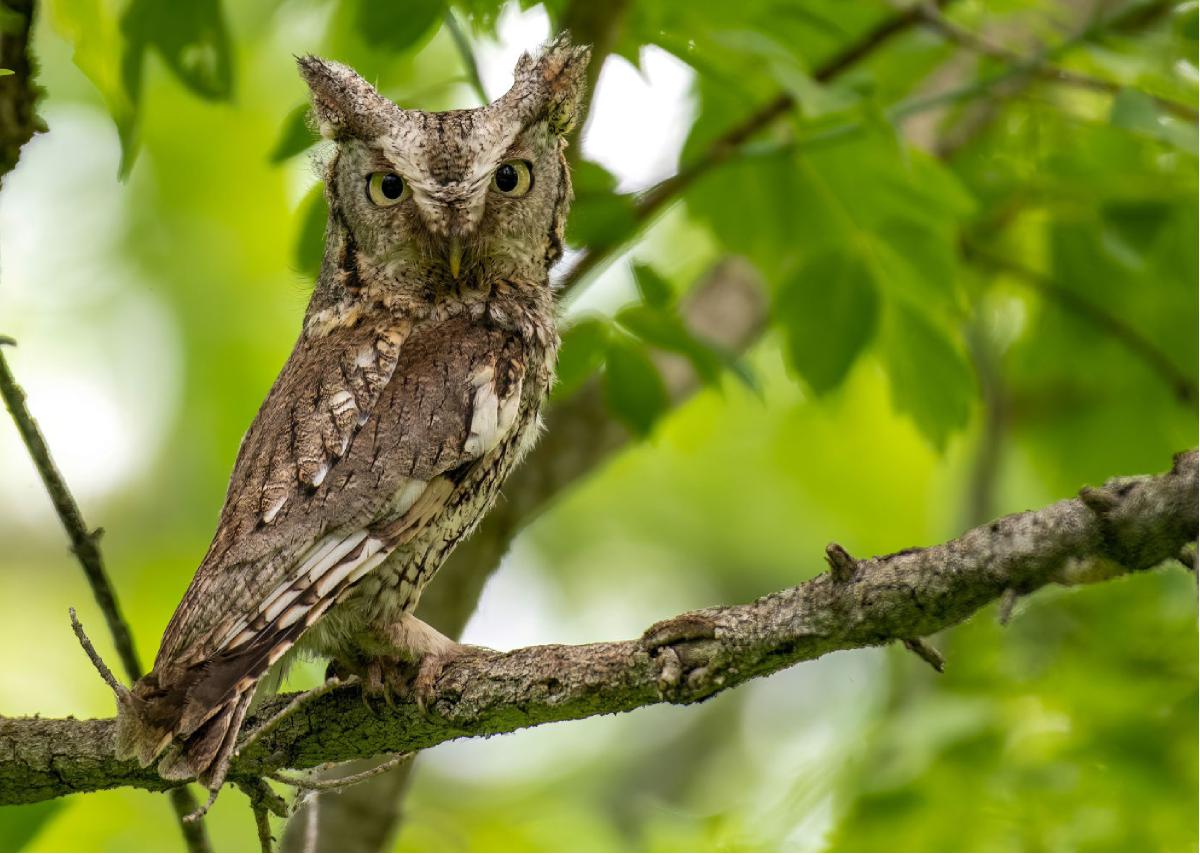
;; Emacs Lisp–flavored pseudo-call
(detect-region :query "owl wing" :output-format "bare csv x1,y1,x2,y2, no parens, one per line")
118,312,529,775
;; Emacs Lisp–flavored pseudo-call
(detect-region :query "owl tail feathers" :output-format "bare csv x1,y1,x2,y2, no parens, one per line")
114,669,255,794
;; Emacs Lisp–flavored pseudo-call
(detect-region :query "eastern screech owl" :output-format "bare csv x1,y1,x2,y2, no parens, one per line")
114,36,589,795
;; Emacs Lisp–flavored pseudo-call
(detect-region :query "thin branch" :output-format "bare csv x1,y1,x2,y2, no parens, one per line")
931,0,1178,158
268,753,412,793
68,608,129,698
236,779,286,853
1,450,1193,805
903,637,947,672
252,800,274,853
918,2,1197,122
0,342,214,848
558,0,956,295
443,10,488,105
962,241,1198,405
0,344,144,679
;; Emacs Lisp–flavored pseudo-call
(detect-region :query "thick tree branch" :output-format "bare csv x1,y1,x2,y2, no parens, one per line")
1,450,1194,805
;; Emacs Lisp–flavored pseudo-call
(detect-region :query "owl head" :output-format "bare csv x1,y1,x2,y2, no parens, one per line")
298,35,590,306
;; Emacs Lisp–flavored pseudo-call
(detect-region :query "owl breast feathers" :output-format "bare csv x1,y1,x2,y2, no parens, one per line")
113,35,589,796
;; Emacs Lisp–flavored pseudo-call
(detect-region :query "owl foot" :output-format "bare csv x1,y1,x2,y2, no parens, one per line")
407,643,491,717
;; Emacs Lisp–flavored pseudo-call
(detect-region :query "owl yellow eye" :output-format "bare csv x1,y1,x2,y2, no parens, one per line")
366,172,409,206
492,160,533,197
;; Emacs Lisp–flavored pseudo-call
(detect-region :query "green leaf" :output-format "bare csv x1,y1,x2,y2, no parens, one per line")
47,0,137,175
566,160,638,247
566,191,638,248
603,336,670,437
572,159,621,195
616,304,724,385
712,29,858,117
117,0,235,176
1109,88,1197,154
295,185,328,279
553,317,610,400
632,264,674,308
880,302,973,451
0,68,13,76
357,0,446,51
0,803,61,851
774,250,880,394
269,103,316,164
872,218,961,312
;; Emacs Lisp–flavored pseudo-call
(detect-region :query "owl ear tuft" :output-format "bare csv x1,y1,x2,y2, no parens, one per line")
510,34,591,136
296,55,396,141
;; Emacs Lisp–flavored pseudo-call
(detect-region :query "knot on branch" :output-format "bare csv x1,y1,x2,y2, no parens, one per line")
1075,453,1198,572
641,613,724,702
824,542,858,584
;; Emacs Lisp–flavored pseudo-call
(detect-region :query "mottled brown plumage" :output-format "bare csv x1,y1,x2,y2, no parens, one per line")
114,35,589,797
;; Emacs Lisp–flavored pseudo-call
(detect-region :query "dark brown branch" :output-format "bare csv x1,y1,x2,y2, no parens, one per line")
962,241,1198,405
1,450,1193,805
0,0,44,179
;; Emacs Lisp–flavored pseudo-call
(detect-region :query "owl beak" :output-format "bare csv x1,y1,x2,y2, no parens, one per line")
448,238,464,279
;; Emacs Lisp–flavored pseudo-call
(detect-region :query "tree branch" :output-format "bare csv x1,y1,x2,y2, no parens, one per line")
0,346,144,680
962,241,1198,405
443,10,488,105
918,2,1198,122
558,0,956,294
0,0,43,180
1,450,1194,805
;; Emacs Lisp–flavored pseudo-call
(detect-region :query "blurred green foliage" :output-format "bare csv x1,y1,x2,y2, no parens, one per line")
0,0,1195,851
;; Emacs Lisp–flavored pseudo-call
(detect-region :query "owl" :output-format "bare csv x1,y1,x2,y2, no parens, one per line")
113,35,590,800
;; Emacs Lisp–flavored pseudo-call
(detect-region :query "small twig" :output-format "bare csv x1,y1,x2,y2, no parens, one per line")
902,637,946,672
824,543,858,584
268,753,412,793
237,676,358,757
918,2,1198,122
237,779,286,853
443,10,488,105
962,242,1197,405
252,800,273,853
165,789,212,852
997,588,1020,625
68,608,129,698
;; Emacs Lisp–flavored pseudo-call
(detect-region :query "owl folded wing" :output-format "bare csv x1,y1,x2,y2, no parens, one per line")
120,313,528,771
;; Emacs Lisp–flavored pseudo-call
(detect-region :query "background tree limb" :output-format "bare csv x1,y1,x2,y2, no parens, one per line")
1,449,1194,806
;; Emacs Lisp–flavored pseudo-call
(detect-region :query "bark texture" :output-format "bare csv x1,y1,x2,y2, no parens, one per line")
2,450,1194,806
